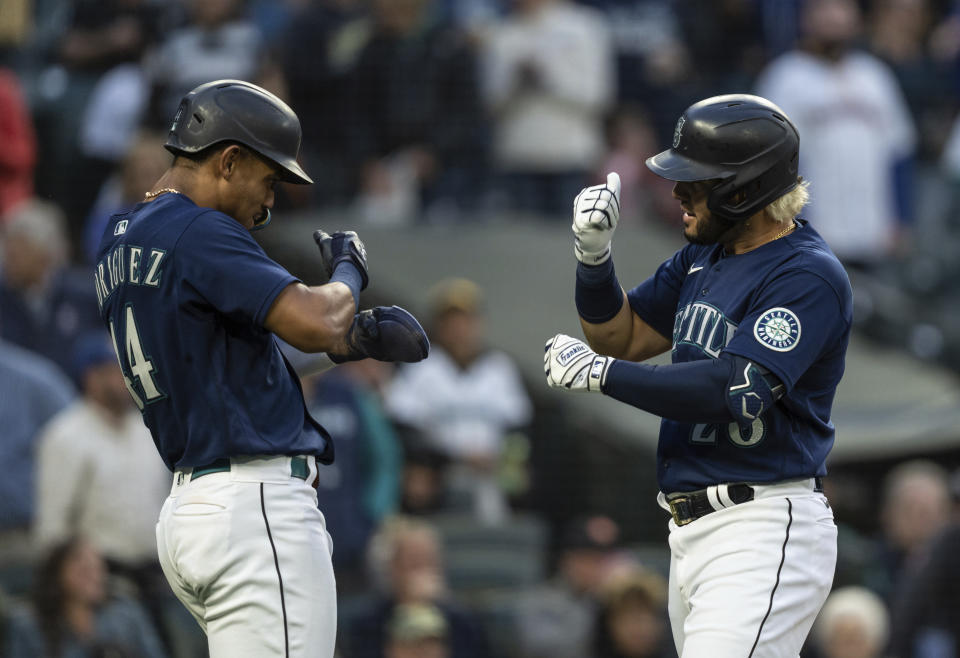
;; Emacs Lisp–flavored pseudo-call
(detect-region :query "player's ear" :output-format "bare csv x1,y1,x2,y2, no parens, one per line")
218,145,244,181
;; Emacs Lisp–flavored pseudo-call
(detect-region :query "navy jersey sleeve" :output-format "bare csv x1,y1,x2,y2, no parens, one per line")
723,269,851,391
177,211,298,326
626,247,694,339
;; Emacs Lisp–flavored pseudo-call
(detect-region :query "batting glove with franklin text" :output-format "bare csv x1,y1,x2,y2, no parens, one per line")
572,172,621,265
544,334,613,393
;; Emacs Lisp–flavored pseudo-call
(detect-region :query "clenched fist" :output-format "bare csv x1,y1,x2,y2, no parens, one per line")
544,333,613,393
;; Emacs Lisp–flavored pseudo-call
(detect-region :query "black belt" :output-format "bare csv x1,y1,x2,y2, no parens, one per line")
190,456,311,481
667,477,823,527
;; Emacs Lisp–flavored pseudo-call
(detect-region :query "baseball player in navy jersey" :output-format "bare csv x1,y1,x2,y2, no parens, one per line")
544,94,852,657
93,79,429,658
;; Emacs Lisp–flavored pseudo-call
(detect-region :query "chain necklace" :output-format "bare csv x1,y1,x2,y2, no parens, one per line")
772,219,797,241
144,188,181,200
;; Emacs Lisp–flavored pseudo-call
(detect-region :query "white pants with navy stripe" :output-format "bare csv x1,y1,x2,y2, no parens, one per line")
156,455,336,658
659,479,837,658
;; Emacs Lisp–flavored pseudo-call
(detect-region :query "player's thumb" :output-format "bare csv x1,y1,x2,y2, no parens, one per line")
606,171,621,198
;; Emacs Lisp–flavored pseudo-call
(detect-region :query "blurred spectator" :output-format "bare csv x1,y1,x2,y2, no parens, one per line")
82,132,170,263
0,339,74,583
384,603,451,658
249,0,310,44
593,567,674,658
57,0,158,73
0,199,102,375
868,0,956,163
811,586,889,658
480,0,614,218
514,515,622,658
385,278,532,524
304,359,402,593
0,0,31,58
77,63,151,177
34,0,161,231
33,332,168,586
597,106,678,227
863,459,951,602
344,516,489,658
674,0,765,95
0,68,35,218
348,0,487,223
281,0,370,205
398,442,452,517
757,0,804,58
887,521,960,657
572,0,692,145
5,536,166,658
144,0,271,127
755,0,917,269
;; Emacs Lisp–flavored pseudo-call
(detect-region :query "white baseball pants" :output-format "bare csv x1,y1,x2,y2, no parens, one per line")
156,455,336,658
660,479,837,658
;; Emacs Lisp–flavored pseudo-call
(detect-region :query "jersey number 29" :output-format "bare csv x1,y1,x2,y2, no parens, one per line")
108,305,165,410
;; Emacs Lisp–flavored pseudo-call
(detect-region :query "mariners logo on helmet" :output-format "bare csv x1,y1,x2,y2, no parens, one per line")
558,343,587,366
754,307,801,352
672,116,686,148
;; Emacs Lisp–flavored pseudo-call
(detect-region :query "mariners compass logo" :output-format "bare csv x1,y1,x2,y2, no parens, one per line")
672,116,686,148
754,307,801,352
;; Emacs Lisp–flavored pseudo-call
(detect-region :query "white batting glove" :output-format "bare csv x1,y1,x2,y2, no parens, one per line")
572,172,621,265
544,334,613,393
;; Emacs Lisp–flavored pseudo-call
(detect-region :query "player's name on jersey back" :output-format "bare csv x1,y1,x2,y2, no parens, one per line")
94,244,167,309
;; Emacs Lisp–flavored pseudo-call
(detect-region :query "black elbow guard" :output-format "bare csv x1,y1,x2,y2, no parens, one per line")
724,355,786,429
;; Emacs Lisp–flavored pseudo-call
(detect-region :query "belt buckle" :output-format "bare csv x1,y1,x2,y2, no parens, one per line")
669,495,694,527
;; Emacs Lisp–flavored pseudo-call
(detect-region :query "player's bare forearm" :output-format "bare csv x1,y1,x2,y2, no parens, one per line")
580,294,671,362
264,282,356,353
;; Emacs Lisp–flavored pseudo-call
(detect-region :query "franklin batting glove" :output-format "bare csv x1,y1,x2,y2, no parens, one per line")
572,172,621,265
544,333,612,393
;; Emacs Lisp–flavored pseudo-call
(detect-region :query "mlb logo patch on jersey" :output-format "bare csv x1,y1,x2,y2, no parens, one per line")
114,220,128,235
754,307,801,352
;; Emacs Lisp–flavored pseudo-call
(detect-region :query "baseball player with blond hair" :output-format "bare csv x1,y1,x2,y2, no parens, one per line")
544,94,851,657
94,80,429,657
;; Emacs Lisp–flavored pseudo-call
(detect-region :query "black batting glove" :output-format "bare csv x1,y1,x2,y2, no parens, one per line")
313,230,369,290
330,306,430,364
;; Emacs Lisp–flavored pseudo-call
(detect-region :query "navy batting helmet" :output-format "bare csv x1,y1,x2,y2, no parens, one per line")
164,79,313,185
646,94,799,221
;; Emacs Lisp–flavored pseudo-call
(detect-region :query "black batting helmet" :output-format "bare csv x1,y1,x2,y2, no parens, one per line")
164,79,313,185
646,94,799,221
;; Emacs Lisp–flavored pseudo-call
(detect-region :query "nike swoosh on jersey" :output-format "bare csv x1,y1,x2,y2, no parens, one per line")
687,265,703,274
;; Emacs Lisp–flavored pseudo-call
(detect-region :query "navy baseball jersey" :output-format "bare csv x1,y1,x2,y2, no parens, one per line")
627,220,852,492
94,193,332,471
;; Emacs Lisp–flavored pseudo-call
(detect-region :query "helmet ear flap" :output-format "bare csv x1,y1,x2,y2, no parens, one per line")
706,177,747,221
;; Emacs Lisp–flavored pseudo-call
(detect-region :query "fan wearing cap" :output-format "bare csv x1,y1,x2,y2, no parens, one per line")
93,80,428,658
543,95,852,657
385,278,532,524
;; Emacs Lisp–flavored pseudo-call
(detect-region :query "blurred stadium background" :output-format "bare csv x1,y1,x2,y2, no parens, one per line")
2,0,960,656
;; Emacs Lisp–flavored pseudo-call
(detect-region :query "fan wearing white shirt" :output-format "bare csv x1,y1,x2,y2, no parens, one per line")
385,279,532,523
33,332,170,577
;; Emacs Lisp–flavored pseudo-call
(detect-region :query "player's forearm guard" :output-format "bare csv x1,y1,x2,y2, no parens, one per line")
330,306,429,364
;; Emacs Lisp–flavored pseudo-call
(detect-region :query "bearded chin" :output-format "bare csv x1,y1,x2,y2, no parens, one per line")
685,214,735,245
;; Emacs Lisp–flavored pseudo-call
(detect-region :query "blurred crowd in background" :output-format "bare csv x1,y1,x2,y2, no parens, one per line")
3,0,960,656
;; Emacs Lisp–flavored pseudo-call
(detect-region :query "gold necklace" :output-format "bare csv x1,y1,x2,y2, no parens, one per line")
144,188,181,200
772,220,796,241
